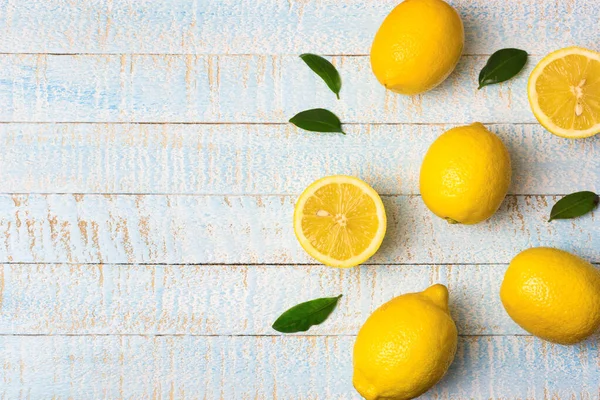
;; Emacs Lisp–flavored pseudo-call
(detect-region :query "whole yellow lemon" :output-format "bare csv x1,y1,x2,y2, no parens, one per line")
353,284,457,400
370,0,464,95
420,123,511,224
500,247,600,345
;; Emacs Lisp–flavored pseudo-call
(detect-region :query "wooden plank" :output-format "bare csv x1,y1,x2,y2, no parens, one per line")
0,335,598,399
0,54,538,123
0,194,598,265
0,1,598,55
0,263,528,335
1,123,598,196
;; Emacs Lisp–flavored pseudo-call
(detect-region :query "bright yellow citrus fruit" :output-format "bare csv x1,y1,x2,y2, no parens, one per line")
501,247,600,345
419,123,511,225
370,0,464,95
528,46,600,139
353,284,457,400
293,175,386,268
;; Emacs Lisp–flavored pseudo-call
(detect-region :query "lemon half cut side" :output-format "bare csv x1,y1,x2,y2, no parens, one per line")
293,175,387,268
528,46,600,139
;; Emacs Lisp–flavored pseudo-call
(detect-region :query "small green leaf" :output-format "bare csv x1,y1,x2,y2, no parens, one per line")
300,53,342,99
272,295,342,333
289,108,345,134
478,48,528,89
548,191,599,221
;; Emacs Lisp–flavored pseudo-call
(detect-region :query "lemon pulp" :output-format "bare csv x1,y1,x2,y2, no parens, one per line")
528,47,600,138
294,176,386,268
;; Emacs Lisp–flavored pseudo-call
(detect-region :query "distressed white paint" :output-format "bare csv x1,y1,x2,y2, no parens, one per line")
2,0,600,396
0,0,598,55
0,123,598,195
0,335,598,399
0,194,599,265
0,263,535,335
0,54,536,123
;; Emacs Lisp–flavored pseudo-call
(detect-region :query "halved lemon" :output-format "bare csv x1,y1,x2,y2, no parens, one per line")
293,175,387,268
528,46,600,139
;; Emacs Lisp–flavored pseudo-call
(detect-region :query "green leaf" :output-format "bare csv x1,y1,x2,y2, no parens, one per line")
300,53,342,99
478,48,528,89
548,191,599,221
289,108,345,134
272,295,342,333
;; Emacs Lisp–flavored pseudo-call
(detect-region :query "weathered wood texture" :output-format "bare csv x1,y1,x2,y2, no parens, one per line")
3,0,600,397
0,335,598,399
1,123,598,195
0,263,527,335
1,194,598,265
1,54,538,123
0,0,597,55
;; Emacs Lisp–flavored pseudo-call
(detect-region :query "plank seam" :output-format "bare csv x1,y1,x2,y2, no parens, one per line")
0,333,539,337
2,262,598,266
0,122,543,126
0,193,572,197
0,262,510,266
0,53,547,57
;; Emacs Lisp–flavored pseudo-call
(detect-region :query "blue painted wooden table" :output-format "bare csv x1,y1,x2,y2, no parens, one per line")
0,0,599,398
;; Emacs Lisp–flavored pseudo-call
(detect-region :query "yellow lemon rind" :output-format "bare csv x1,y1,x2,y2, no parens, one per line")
500,247,600,345
353,284,457,399
293,175,387,268
369,0,464,96
528,46,600,139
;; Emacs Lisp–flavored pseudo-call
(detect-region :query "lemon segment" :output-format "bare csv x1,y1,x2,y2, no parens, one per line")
293,176,386,268
528,47,600,138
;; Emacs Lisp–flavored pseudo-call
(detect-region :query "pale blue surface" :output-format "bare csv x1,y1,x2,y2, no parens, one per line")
0,0,598,55
0,336,599,398
0,194,599,264
0,123,598,195
0,0,599,398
